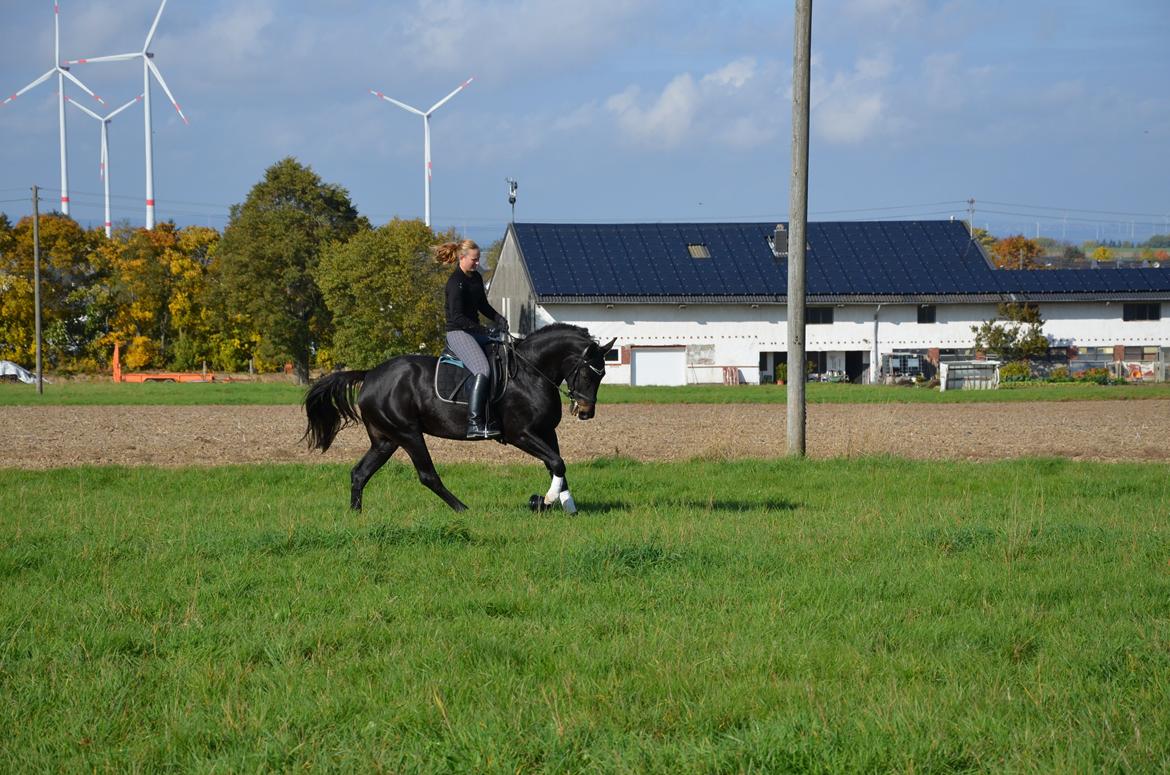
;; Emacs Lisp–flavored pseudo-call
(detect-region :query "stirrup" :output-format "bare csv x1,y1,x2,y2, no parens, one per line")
466,422,501,440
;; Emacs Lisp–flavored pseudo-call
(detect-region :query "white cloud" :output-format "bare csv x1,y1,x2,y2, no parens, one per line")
701,58,756,90
605,75,700,148
160,2,277,75
602,57,777,150
400,0,654,79
839,0,925,30
811,51,895,144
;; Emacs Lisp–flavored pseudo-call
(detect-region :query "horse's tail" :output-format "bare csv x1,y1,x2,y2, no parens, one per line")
302,370,367,452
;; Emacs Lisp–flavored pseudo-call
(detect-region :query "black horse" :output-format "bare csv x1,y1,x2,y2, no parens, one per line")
303,324,616,512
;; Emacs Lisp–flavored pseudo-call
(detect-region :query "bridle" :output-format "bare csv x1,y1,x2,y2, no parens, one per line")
509,337,604,416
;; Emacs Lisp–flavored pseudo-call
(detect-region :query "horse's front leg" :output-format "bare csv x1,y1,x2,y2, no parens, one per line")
513,430,577,514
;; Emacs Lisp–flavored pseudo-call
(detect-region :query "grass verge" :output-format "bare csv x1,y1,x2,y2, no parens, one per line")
2,457,1169,770
3,379,1169,406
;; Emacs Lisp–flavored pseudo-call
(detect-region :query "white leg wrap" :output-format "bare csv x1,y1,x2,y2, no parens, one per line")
544,475,564,503
559,490,577,514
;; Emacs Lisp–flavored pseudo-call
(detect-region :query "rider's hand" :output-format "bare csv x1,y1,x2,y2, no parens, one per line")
494,315,510,333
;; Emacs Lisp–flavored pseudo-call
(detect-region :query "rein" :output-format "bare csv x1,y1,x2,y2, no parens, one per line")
507,335,601,416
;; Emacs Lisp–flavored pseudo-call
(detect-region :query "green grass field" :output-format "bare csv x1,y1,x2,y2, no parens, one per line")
3,378,1169,406
3,458,1169,771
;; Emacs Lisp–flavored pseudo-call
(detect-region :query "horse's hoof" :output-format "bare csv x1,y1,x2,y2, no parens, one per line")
528,494,553,513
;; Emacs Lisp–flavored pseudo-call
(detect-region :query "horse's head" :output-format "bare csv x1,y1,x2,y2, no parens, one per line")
517,325,616,420
565,336,616,421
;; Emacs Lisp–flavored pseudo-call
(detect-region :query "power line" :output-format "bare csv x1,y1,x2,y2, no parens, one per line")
810,200,967,215
978,208,1165,227
980,199,1167,219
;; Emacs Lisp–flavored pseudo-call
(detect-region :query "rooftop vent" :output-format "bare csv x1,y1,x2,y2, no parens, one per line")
687,243,711,259
767,224,788,259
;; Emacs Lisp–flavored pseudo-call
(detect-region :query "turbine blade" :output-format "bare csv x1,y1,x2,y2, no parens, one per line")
144,0,168,51
54,2,60,63
371,90,424,116
59,67,106,104
65,95,102,120
67,52,141,65
147,58,188,124
3,69,55,104
106,94,143,120
427,76,473,114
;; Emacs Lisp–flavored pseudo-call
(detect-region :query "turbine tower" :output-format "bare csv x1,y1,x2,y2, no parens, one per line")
371,77,474,227
66,95,143,238
2,2,106,216
68,0,188,230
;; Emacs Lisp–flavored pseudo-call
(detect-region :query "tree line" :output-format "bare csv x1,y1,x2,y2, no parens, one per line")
1,157,493,383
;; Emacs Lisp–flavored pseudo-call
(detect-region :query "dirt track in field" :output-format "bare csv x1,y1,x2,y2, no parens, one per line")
2,401,1168,470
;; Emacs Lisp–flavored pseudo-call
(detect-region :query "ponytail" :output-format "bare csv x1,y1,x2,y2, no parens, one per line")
432,239,479,265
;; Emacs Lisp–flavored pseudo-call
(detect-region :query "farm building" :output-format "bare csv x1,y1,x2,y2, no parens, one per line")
487,221,1170,385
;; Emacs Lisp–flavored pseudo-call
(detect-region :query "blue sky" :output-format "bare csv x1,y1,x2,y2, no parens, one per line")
2,0,1168,247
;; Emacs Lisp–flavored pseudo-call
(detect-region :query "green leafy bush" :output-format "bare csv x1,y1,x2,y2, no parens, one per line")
999,361,1032,382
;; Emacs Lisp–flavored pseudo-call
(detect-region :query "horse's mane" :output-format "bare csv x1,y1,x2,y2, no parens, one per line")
521,323,592,343
514,322,593,357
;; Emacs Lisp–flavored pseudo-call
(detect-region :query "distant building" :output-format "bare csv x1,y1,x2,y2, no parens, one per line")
487,221,1170,385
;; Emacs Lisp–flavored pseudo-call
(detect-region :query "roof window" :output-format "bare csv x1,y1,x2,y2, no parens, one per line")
687,243,710,259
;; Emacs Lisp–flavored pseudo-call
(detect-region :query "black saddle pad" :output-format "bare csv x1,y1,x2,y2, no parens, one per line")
434,344,509,405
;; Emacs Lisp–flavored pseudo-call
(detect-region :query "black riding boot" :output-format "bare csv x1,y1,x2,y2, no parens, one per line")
466,374,500,440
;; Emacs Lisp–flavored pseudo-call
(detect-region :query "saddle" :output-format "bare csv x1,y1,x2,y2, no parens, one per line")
434,336,511,406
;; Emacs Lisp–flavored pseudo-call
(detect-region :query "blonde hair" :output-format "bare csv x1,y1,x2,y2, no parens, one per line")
432,239,480,265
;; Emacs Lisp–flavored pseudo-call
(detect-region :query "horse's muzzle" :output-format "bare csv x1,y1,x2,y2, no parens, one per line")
575,402,595,420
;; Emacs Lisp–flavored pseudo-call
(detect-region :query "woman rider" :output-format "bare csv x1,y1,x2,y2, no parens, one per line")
433,239,509,439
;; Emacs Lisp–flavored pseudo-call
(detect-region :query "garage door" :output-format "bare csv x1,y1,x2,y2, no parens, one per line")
631,347,686,386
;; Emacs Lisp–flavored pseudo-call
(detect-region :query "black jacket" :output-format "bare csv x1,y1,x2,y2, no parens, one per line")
445,267,502,332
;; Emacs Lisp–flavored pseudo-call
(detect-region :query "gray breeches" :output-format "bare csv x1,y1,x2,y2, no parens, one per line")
446,330,490,377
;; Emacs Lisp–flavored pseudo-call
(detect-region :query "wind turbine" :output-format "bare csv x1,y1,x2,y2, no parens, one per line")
67,0,188,230
2,2,106,216
66,94,143,238
371,77,474,227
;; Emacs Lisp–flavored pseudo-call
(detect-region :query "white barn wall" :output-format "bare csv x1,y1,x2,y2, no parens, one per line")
528,301,1168,385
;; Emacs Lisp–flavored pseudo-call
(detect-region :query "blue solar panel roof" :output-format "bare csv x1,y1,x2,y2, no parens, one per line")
510,221,1170,299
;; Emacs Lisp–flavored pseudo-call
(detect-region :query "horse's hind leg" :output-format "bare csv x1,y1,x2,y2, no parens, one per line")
397,431,468,512
351,439,399,511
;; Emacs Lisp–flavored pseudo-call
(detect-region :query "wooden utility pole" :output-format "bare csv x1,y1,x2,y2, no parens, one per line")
32,185,44,395
787,0,812,457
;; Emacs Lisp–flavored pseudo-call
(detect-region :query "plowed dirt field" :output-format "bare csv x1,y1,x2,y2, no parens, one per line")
3,401,1167,469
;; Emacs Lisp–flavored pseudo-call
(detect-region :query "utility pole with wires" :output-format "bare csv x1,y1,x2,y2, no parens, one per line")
787,0,812,457
31,185,44,395
967,197,975,236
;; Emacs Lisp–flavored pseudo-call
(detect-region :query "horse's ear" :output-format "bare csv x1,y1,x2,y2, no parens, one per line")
600,337,617,356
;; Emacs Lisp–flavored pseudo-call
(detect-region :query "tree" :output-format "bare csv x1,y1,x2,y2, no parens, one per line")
93,224,185,368
317,219,448,369
0,214,100,369
970,227,996,251
480,237,504,285
1062,245,1085,261
1091,245,1114,263
971,303,1049,363
990,235,1043,270
1144,234,1170,249
216,158,366,383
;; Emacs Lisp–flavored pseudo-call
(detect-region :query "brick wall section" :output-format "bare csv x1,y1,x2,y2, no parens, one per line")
620,347,630,365
1113,344,1126,362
